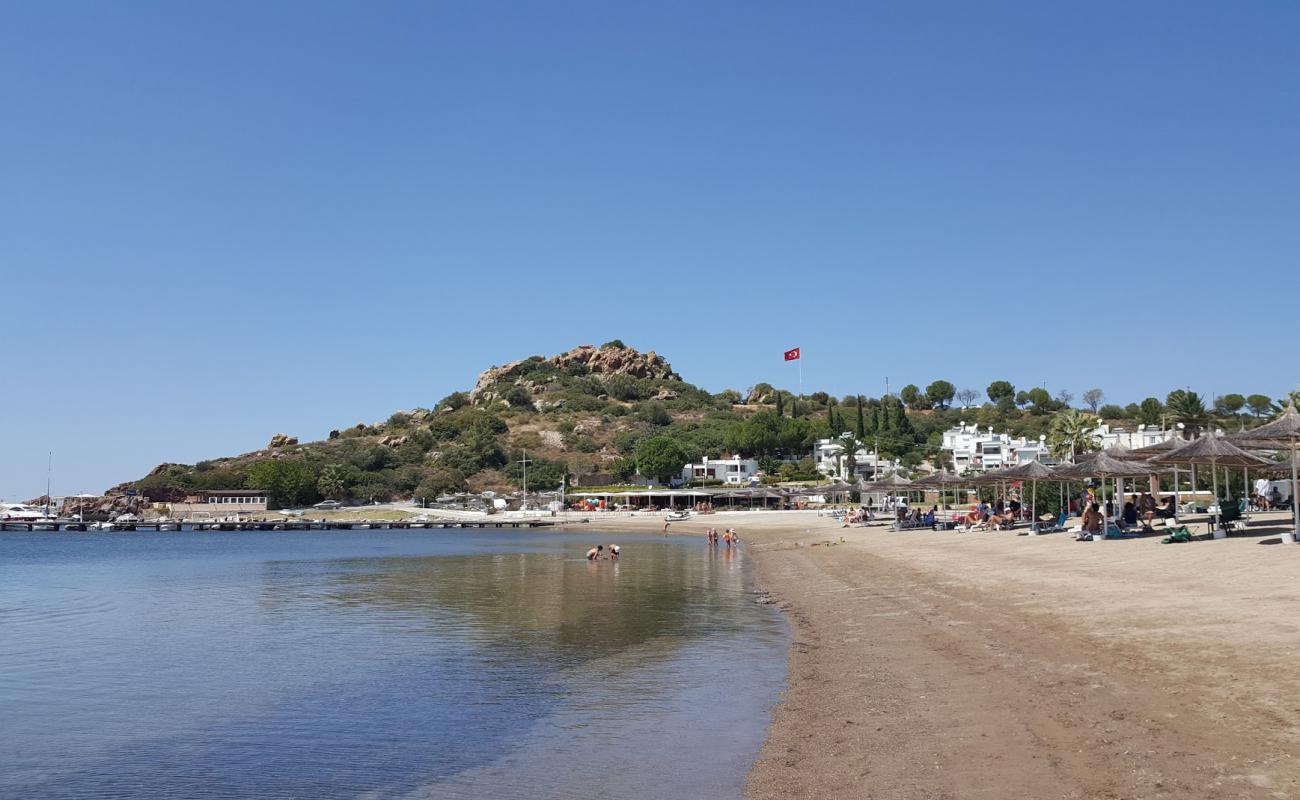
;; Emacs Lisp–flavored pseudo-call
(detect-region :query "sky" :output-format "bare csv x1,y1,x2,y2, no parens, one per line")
2,1,1298,497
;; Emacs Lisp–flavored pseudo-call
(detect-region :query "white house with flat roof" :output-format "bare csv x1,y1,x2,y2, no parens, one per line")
942,423,1059,474
1092,423,1178,451
681,456,759,485
812,437,900,480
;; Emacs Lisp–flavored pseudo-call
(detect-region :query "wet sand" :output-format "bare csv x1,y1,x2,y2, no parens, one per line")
581,510,1300,799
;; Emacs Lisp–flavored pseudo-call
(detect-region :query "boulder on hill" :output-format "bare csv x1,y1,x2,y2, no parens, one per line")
470,343,678,402
268,433,298,448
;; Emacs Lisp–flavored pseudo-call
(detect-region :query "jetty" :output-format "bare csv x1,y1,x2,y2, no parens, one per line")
0,519,559,533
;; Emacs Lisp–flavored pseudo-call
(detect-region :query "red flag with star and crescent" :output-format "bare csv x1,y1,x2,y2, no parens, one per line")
783,347,800,361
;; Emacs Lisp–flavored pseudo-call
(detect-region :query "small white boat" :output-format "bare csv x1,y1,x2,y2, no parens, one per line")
664,510,692,522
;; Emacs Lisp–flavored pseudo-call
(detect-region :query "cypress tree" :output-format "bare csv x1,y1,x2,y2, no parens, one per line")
775,392,785,417
855,395,866,438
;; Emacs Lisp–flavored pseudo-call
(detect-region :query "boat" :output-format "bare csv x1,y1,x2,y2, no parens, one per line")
664,510,693,522
2,503,56,522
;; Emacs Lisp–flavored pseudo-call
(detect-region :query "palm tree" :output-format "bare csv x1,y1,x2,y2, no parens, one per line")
834,434,864,480
1166,390,1210,435
1048,409,1098,460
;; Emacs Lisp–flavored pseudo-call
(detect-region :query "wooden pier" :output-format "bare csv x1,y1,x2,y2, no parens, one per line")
0,519,558,533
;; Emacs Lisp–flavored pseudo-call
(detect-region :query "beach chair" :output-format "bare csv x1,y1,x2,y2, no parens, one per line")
1030,511,1067,535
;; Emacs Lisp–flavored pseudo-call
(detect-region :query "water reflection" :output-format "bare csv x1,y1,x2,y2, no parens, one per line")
0,531,786,800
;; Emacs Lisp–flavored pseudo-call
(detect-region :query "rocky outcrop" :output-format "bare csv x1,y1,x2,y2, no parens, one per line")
56,493,150,522
268,433,298,448
470,344,678,402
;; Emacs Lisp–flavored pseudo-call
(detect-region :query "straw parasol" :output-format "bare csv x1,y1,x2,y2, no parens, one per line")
1152,435,1272,532
996,461,1060,528
1056,452,1161,533
858,473,914,492
1231,403,1300,543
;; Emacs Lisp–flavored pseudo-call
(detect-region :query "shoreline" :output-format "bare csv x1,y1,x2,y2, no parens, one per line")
568,510,1300,799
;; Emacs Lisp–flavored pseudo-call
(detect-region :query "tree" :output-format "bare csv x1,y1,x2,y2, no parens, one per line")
855,396,867,439
1244,394,1272,417
317,464,346,500
925,380,956,409
775,392,785,417
1026,387,1052,414
414,468,466,502
1048,410,1098,459
1166,389,1210,434
639,401,672,426
635,436,688,484
833,434,863,480
246,459,318,509
1098,404,1127,420
1135,397,1164,426
1082,388,1105,413
956,388,978,408
899,384,921,409
1214,393,1246,417
1014,390,1031,408
986,381,1015,404
1056,389,1074,408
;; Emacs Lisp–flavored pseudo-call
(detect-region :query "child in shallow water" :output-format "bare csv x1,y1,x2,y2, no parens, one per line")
586,544,604,561
609,544,620,559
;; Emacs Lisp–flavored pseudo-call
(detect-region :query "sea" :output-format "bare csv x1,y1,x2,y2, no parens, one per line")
0,530,788,800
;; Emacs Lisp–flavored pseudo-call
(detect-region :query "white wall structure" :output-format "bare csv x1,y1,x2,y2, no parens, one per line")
682,456,760,485
812,437,900,479
1092,423,1178,451
941,423,1059,474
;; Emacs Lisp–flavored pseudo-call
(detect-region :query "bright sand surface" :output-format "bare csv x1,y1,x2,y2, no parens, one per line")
577,509,1300,799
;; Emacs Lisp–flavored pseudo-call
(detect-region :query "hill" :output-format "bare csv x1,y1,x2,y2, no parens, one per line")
120,341,839,508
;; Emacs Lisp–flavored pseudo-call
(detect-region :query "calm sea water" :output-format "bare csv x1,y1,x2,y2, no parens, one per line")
0,530,787,800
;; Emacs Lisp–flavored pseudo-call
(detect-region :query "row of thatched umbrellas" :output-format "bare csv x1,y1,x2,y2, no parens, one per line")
833,404,1300,540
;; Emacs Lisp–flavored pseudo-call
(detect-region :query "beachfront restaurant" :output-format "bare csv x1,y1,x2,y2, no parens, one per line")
570,487,788,511
169,489,269,517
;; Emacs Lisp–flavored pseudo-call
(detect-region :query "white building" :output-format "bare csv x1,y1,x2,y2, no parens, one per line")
941,423,1059,474
682,456,760,485
812,437,900,480
1092,423,1178,451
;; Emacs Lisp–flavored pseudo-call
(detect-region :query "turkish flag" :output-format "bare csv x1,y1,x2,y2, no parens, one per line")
783,347,800,361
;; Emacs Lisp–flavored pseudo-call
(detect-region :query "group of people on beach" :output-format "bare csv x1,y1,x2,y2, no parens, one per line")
586,543,620,560
705,528,739,548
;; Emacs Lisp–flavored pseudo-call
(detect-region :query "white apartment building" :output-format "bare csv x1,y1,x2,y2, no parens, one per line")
941,423,1059,474
1092,423,1178,451
812,436,900,480
682,456,760,485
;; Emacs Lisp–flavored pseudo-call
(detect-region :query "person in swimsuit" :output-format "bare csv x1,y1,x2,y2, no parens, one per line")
609,544,620,559
586,544,604,561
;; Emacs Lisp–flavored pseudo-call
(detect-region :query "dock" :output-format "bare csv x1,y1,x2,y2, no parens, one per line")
0,519,559,533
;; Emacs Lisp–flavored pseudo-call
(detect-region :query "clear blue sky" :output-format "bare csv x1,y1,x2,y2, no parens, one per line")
3,1,1298,497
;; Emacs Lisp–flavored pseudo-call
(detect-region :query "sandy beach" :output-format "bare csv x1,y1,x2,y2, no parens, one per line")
579,510,1300,799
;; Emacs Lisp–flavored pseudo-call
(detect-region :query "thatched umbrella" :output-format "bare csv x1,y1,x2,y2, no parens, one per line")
1056,452,1161,533
996,460,1061,528
858,473,914,508
1152,436,1271,533
1231,403,1300,543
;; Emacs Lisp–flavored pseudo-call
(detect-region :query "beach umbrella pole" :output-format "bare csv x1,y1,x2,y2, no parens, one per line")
1211,458,1220,535
1291,442,1299,544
